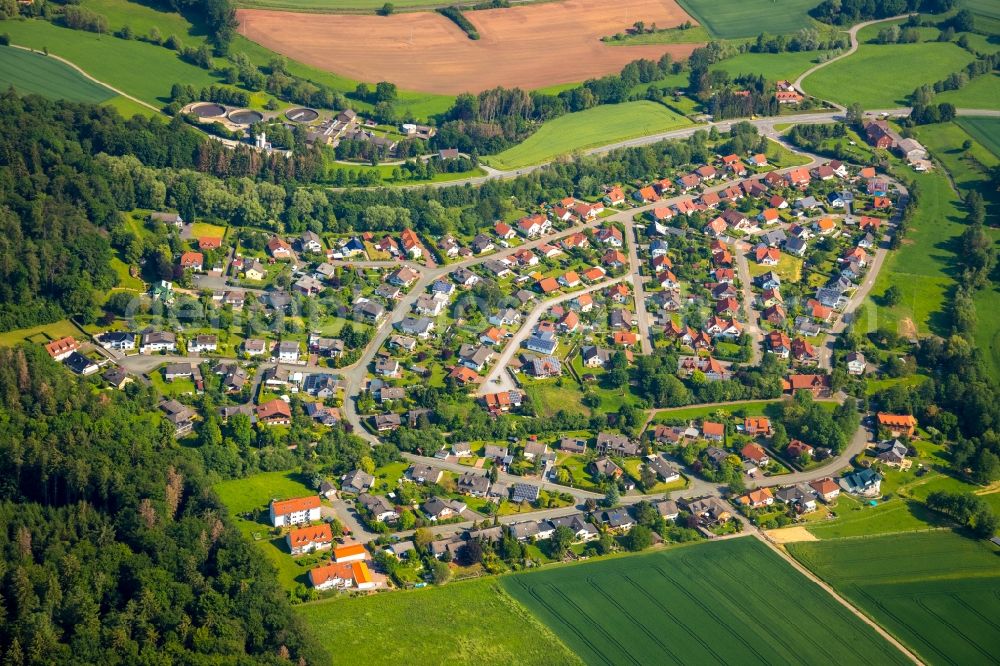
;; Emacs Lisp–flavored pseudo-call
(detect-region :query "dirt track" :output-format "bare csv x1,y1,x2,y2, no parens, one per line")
237,0,701,94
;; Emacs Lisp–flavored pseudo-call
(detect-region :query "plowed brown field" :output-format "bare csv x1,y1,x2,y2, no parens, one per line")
237,0,701,94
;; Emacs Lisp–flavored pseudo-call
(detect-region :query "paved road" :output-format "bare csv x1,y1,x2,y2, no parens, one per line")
754,420,871,488
402,452,605,500
478,276,630,395
621,215,654,355
794,16,910,108
733,241,765,366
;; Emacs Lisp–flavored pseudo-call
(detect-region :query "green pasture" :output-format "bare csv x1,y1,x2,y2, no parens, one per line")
296,578,581,665
936,73,1000,111
711,50,822,82
865,170,964,338
0,45,115,104
484,102,692,170
605,26,711,45
502,537,909,665
672,0,819,38
789,531,1000,666
802,31,976,108
214,470,315,514
805,497,950,539
0,319,81,346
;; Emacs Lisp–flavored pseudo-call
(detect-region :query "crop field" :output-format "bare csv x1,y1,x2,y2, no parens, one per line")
296,578,581,665
485,101,691,170
789,531,1000,665
957,116,1000,157
235,0,477,10
0,46,115,104
801,32,976,108
237,0,702,95
673,0,818,38
502,538,909,665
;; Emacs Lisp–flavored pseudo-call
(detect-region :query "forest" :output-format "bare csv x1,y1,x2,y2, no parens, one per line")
0,346,325,664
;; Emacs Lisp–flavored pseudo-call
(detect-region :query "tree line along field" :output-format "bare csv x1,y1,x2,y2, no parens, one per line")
501,538,910,665
484,101,692,170
673,0,819,38
788,531,1000,666
295,578,581,665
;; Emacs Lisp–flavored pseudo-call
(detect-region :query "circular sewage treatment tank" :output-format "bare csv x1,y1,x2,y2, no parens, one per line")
228,109,264,126
191,103,226,118
285,107,319,123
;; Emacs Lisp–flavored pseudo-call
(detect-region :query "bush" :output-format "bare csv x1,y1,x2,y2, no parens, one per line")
437,6,480,40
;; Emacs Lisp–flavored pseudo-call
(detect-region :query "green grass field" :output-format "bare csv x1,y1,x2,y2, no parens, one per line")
711,50,822,82
484,102,692,170
606,25,711,45
935,72,1000,111
802,30,976,108
502,537,909,665
0,45,115,104
673,0,819,38
956,116,1000,157
0,319,81,346
296,578,581,665
865,170,964,337
789,531,1000,665
805,498,951,539
214,470,315,514
909,121,1000,381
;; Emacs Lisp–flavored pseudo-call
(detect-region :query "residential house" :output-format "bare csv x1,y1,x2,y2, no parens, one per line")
257,399,292,426
342,469,375,494
877,413,917,438
810,478,841,503
287,523,333,555
841,468,882,497
359,493,398,522
269,496,321,527
140,331,177,354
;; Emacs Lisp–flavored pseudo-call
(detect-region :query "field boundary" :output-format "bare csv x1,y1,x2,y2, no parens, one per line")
7,44,160,115
757,532,924,664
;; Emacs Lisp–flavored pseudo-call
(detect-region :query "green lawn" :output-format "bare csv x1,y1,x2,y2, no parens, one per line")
711,50,822,82
802,32,976,108
189,221,227,238
0,45,115,104
214,470,315,514
523,380,589,418
805,497,950,539
789,531,1000,666
650,399,795,424
296,578,581,665
936,72,1000,111
906,121,1000,380
865,169,964,337
0,319,82,346
503,537,909,665
484,102,692,170
672,0,819,38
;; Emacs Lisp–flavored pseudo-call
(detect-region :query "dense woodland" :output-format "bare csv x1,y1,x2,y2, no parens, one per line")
0,346,325,664
810,0,957,25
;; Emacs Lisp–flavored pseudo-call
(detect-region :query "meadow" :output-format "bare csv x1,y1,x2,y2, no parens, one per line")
0,45,115,104
801,28,976,108
214,470,315,514
672,0,818,38
805,497,951,539
711,50,821,83
485,101,691,170
295,578,581,665
935,72,1000,111
502,537,909,665
788,531,1000,666
0,319,82,347
864,169,964,338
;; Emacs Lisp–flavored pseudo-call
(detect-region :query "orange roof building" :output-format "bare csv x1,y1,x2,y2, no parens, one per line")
269,495,321,527
333,542,368,562
702,421,725,440
198,236,222,249
257,399,292,425
877,413,917,437
45,336,79,361
286,523,334,555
